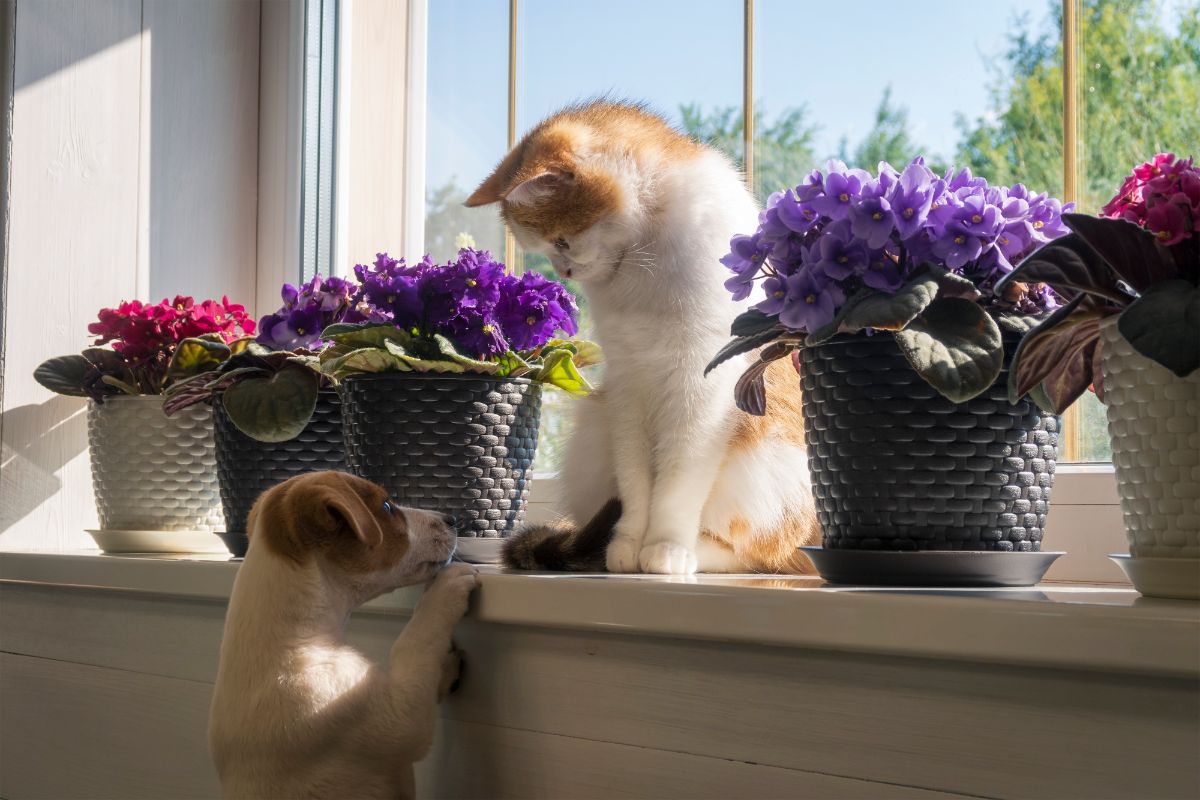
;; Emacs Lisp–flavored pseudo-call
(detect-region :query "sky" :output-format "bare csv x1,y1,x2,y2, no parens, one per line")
424,0,1054,194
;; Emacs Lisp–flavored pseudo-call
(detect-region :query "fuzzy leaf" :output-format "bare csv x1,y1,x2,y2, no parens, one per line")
1008,294,1108,413
383,338,471,374
892,297,1003,403
730,308,781,336
322,323,413,350
431,334,503,373
537,348,593,395
167,338,231,379
321,346,410,377
705,326,787,375
993,311,1049,336
928,266,983,301
997,232,1134,306
1117,279,1200,378
33,355,91,396
100,374,141,395
733,360,771,417
82,347,126,372
809,271,941,345
1027,382,1057,415
222,367,320,443
228,337,255,356
1063,213,1179,293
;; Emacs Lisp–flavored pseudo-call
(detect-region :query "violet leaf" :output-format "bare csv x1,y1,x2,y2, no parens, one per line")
892,297,1004,403
1116,279,1200,378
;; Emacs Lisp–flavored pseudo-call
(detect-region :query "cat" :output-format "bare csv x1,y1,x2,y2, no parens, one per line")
466,101,819,574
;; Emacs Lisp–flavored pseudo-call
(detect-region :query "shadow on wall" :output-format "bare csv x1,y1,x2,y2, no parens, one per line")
0,396,88,534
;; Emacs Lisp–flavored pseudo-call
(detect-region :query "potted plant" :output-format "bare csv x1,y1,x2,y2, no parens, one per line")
320,249,598,540
33,296,255,548
163,275,358,556
708,157,1072,585
998,152,1199,599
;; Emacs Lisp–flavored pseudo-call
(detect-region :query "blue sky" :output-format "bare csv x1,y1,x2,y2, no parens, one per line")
425,0,1054,194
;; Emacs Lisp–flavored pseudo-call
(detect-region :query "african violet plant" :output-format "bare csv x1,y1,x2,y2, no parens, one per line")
34,296,256,401
318,249,599,392
162,275,359,442
997,153,1200,412
708,157,1071,413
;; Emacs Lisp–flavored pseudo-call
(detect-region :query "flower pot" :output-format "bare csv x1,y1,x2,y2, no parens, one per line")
87,395,224,533
212,390,347,556
800,333,1058,552
340,373,542,538
1099,320,1200,598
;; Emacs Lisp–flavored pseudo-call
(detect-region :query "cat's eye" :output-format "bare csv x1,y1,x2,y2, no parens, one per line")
382,500,394,515
553,237,569,251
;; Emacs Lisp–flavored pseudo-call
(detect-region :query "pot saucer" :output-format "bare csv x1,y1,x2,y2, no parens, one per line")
454,537,505,565
800,546,1064,587
85,529,228,555
1108,554,1200,601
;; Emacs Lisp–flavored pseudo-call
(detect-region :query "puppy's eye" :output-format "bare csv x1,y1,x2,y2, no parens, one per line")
382,500,394,515
553,237,569,251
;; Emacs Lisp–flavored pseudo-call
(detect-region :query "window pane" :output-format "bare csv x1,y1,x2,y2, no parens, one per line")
424,0,508,261
516,0,744,470
1071,0,1200,462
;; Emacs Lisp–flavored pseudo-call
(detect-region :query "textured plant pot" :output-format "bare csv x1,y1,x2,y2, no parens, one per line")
340,373,542,537
87,395,224,531
213,390,347,550
800,333,1058,551
1099,319,1200,559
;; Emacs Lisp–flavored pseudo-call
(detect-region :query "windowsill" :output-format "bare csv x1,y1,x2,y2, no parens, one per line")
2,549,1196,680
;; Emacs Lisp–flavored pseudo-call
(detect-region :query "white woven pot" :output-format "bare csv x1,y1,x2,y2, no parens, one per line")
87,395,225,531
1099,319,1200,559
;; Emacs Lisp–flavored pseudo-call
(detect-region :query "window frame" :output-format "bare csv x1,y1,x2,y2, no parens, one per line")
318,0,1123,580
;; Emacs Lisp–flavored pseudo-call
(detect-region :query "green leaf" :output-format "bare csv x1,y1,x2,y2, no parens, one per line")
809,270,941,345
560,338,603,368
222,367,320,442
228,337,255,356
492,350,534,377
81,347,126,373
993,311,1049,336
704,326,787,375
997,232,1135,306
537,348,593,396
1063,213,1180,294
1027,382,1057,415
730,308,780,336
321,346,411,378
892,296,1004,403
100,374,141,395
322,322,413,350
1007,294,1108,413
167,338,231,379
33,355,91,396
1117,279,1200,378
383,338,470,374
927,265,983,301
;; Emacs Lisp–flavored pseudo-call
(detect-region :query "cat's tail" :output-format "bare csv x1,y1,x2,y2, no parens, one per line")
502,498,622,571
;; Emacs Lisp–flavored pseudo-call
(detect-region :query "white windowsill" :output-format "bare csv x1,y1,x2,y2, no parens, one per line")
1,550,1196,681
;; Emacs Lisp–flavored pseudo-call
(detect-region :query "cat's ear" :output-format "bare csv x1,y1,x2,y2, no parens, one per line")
465,143,527,207
502,168,574,207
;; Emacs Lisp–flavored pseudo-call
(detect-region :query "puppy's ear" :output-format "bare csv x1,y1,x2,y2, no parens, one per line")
321,474,385,549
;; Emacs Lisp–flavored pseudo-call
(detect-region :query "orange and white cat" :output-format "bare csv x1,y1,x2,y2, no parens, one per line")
469,101,818,574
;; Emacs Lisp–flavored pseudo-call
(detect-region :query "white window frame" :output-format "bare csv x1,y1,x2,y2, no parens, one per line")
277,0,1123,581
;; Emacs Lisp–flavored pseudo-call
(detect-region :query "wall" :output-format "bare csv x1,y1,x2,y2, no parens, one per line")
0,0,261,550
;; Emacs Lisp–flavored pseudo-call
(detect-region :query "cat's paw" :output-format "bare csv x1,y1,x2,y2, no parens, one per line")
606,535,642,572
639,542,697,575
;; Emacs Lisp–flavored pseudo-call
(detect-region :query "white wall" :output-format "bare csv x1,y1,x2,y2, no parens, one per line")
0,0,262,550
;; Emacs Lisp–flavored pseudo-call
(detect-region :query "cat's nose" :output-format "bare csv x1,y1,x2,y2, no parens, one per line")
441,513,459,530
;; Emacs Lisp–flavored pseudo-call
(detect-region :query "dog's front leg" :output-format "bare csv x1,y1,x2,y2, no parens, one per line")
385,563,478,758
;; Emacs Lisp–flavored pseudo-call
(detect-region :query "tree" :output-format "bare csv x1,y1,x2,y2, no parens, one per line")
423,178,505,261
957,0,1200,209
851,86,927,172
679,102,819,203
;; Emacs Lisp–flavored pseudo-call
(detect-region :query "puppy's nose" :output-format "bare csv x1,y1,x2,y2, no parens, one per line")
441,513,459,530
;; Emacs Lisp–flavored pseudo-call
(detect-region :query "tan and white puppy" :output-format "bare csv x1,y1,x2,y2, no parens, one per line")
209,471,478,800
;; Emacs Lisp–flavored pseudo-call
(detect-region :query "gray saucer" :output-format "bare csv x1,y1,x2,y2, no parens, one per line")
801,547,1064,587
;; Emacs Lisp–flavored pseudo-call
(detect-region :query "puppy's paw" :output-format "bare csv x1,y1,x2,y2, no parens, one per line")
639,541,697,575
438,646,462,700
606,535,641,573
424,563,479,621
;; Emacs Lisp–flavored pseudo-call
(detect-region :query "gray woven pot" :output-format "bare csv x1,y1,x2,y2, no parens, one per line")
340,373,542,537
87,395,224,531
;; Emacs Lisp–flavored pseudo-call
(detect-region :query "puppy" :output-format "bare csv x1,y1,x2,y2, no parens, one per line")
209,471,478,800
